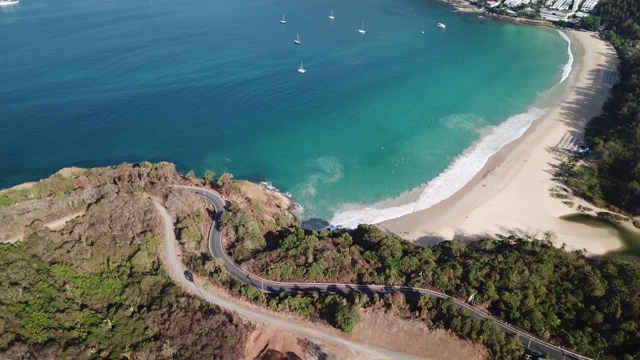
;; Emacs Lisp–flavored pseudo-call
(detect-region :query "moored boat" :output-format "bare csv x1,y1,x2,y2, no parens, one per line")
297,61,306,73
0,0,20,6
358,21,365,34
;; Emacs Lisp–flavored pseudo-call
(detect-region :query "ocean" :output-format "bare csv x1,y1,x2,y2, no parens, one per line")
0,0,570,226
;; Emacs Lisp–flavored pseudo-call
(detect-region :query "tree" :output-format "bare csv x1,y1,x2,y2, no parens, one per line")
581,16,601,31
334,303,361,333
217,173,234,192
204,170,216,185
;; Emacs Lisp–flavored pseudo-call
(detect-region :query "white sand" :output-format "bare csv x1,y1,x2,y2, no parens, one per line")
382,30,623,254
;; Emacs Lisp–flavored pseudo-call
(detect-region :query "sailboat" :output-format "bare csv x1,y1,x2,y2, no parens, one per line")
358,21,365,34
297,61,306,74
329,9,335,20
294,32,301,45
280,14,286,24
0,0,19,5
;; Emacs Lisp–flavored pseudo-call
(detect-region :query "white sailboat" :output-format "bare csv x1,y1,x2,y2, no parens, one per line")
329,9,334,20
437,23,446,29
0,0,19,6
280,14,287,24
358,21,365,34
297,61,306,74
294,32,301,45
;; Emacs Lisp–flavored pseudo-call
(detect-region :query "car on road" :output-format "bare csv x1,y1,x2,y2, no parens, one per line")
183,270,194,282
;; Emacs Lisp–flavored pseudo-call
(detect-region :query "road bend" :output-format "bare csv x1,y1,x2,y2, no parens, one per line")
183,186,592,360
154,199,420,360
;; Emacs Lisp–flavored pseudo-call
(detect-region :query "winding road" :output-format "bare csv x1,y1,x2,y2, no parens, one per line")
155,196,421,360
176,186,592,360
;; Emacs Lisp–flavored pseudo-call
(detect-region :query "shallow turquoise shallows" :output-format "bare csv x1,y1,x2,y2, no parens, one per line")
0,0,569,224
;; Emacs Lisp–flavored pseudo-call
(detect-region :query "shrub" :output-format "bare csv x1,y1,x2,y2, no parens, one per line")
334,304,361,333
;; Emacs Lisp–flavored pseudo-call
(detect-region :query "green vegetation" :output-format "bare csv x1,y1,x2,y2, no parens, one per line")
223,203,267,262
416,297,523,359
222,221,640,359
568,0,640,215
208,256,523,359
204,169,216,185
334,303,360,333
0,174,76,208
0,163,250,359
0,194,16,207
217,173,235,194
176,208,204,251
580,15,601,31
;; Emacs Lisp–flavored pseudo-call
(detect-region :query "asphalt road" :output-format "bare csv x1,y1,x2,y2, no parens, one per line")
188,186,592,360
154,199,420,360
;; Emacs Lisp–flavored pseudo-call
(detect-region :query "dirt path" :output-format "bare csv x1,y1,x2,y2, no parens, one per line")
153,200,423,360
1,211,86,244
45,211,85,230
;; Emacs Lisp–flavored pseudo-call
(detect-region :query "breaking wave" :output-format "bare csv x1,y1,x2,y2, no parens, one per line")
329,107,548,228
558,31,573,83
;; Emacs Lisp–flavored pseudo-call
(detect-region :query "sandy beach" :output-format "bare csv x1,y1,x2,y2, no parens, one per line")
382,30,623,254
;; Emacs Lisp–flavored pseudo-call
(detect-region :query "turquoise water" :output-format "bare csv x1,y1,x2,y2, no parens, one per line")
0,0,569,225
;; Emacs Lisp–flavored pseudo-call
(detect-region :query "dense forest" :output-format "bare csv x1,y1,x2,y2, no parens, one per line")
0,164,251,359
570,0,640,214
221,197,640,360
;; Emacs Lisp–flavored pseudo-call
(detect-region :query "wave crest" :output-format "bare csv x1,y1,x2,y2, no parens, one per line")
329,107,548,228
558,31,573,83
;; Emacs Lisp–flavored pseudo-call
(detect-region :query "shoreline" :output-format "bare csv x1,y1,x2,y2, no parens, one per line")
330,28,575,229
381,30,625,255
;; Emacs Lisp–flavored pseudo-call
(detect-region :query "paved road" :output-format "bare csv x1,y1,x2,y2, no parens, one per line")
155,198,420,360
187,186,592,360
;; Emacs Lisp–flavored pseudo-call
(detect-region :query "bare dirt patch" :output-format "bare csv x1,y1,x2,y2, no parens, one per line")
54,166,87,179
1,211,86,244
45,211,86,230
245,325,306,359
349,309,488,360
0,234,23,244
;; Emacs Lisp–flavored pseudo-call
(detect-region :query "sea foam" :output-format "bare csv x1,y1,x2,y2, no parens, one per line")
558,30,573,83
330,107,548,228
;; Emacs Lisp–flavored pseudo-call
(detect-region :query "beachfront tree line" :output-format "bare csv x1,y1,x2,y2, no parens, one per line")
217,205,640,360
569,0,640,215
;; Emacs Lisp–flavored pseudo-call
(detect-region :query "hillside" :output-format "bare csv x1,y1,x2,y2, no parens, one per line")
0,163,252,359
